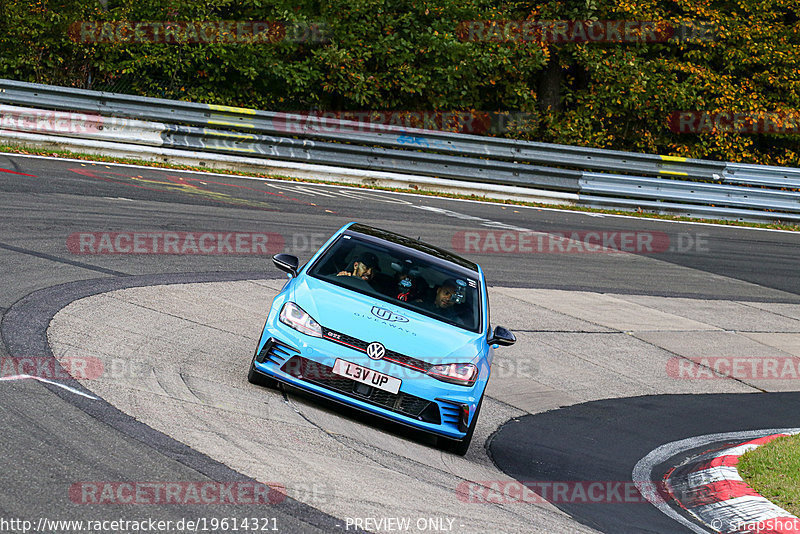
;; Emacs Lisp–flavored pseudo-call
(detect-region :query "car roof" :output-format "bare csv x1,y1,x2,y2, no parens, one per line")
345,223,480,274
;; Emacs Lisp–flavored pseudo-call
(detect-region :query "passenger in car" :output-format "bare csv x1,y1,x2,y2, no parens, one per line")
394,273,427,302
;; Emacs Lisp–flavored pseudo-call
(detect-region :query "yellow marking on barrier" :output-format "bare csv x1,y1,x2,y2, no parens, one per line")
660,170,688,176
208,104,257,115
211,145,257,153
208,120,256,128
203,129,256,140
660,155,687,163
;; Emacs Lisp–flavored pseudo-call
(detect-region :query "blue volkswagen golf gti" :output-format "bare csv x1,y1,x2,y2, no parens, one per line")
248,222,515,455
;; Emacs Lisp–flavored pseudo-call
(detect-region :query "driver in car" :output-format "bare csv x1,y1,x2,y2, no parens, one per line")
337,252,379,282
420,278,467,320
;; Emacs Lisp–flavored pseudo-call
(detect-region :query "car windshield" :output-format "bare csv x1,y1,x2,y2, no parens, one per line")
307,234,481,332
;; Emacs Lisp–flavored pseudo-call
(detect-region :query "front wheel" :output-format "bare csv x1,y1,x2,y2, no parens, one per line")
437,396,483,456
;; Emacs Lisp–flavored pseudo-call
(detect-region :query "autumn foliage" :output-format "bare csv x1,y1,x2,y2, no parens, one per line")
1,0,798,166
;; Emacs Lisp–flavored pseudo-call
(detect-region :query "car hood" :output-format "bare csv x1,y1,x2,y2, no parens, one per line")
291,276,482,364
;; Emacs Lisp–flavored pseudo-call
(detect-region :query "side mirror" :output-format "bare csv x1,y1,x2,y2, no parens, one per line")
488,325,516,347
272,253,299,277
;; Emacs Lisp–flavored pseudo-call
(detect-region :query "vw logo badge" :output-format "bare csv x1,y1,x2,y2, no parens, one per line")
366,342,385,360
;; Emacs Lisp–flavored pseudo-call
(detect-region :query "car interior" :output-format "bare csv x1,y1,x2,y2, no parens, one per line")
309,237,479,331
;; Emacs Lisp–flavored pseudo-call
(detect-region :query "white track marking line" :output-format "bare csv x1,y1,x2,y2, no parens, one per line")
287,185,336,197
0,373,99,400
412,205,532,232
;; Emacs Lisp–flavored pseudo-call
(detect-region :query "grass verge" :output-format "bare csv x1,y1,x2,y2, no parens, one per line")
2,143,799,232
738,434,800,516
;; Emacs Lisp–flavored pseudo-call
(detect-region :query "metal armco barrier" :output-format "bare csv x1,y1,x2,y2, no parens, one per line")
1,78,800,223
162,124,581,191
580,173,800,211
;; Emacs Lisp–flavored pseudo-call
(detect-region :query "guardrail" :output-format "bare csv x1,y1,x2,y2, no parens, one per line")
1,78,800,223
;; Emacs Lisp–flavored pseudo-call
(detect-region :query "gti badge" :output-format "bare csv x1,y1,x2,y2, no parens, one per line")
366,342,386,360
371,306,409,323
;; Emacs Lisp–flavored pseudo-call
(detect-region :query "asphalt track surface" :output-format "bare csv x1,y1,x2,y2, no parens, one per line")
2,152,800,533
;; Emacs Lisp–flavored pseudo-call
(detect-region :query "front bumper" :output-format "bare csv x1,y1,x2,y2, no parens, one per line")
252,323,485,440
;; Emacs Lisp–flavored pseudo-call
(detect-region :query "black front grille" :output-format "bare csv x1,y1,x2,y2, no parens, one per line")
282,356,440,424
322,328,433,372
382,350,432,372
322,329,364,349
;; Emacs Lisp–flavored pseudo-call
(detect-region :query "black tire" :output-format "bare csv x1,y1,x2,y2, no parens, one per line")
248,355,279,389
438,396,483,456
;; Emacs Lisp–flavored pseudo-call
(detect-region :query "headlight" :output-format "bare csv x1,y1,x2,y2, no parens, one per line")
279,302,322,337
426,363,478,387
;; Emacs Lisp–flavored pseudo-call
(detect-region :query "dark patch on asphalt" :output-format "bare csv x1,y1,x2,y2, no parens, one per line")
1,271,359,533
0,241,127,276
489,393,800,534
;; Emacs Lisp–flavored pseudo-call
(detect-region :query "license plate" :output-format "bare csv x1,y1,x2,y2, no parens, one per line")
332,358,401,394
